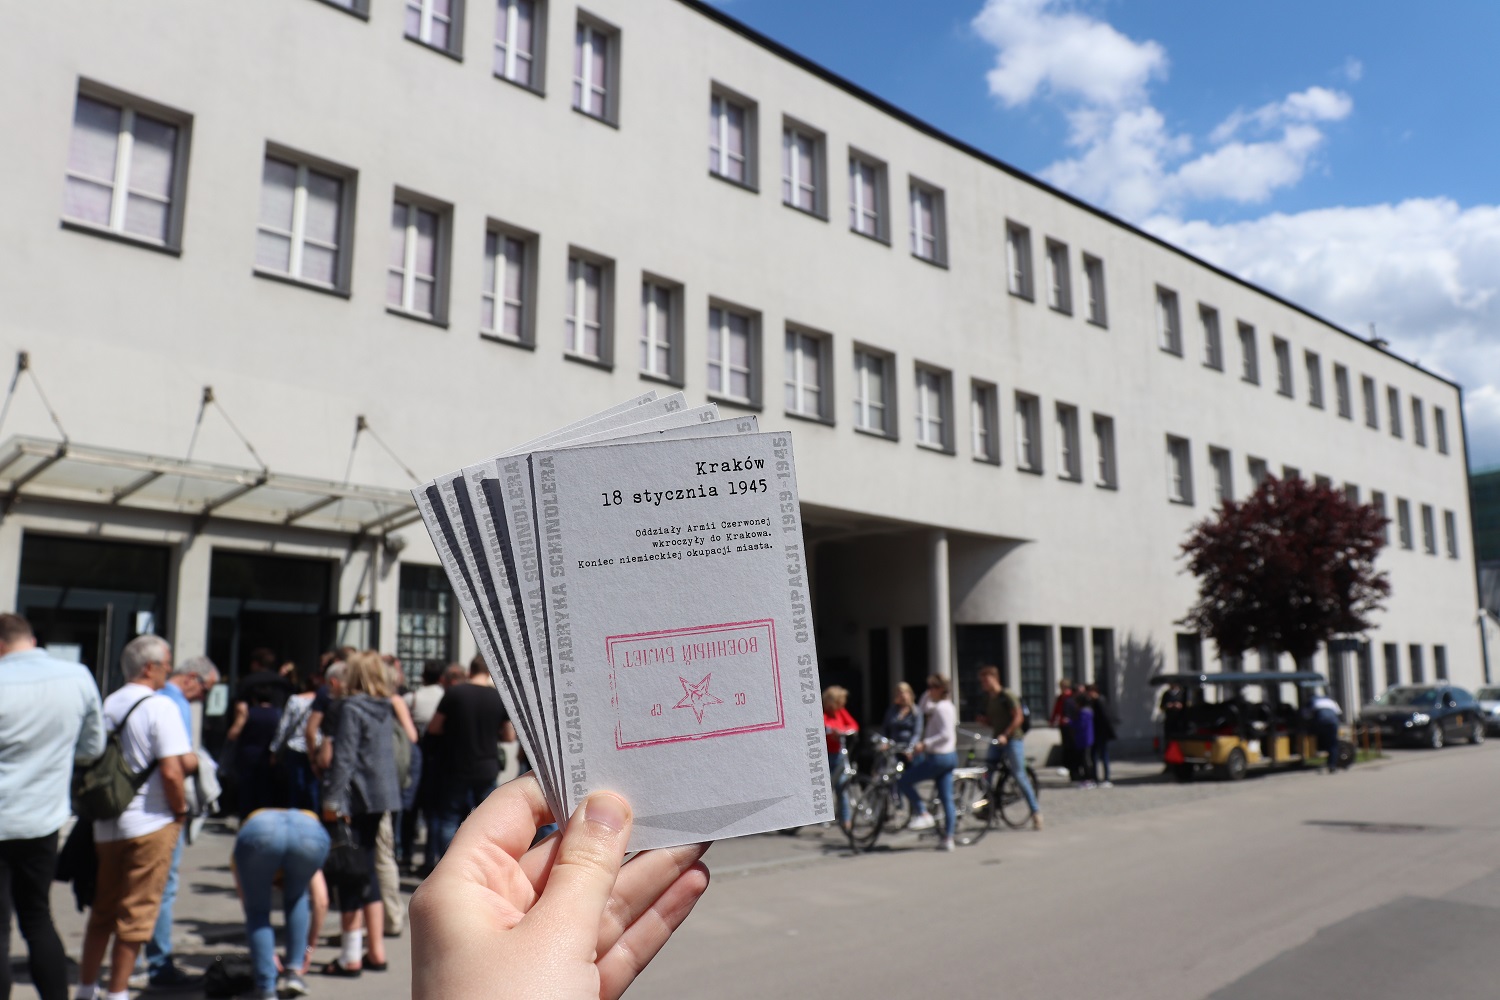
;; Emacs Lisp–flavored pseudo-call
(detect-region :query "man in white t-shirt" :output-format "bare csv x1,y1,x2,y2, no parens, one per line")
75,636,196,1000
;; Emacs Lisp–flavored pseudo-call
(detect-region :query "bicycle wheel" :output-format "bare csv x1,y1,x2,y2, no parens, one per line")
952,775,990,846
884,783,912,833
997,769,1035,829
848,776,887,852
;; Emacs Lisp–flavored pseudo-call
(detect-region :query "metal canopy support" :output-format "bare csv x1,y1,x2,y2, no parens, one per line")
284,495,339,525
111,470,163,503
1,444,66,516
200,475,269,516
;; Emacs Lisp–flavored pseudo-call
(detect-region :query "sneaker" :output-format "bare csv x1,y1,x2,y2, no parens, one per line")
937,836,955,852
1100,781,1114,788
1031,812,1044,831
282,973,310,997
127,970,150,990
907,812,937,832
149,966,205,990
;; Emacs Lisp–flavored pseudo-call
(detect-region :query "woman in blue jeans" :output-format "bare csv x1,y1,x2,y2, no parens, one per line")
233,809,330,1000
899,674,959,851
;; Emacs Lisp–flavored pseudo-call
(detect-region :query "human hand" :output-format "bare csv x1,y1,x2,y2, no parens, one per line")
410,774,711,1000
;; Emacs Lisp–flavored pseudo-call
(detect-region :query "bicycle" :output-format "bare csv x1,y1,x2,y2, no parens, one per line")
827,729,861,851
846,734,912,852
964,737,1042,830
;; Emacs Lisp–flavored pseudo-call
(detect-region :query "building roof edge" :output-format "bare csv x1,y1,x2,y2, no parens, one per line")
676,0,1461,394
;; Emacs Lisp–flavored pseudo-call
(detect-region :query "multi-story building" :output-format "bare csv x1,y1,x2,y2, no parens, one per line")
0,0,1481,743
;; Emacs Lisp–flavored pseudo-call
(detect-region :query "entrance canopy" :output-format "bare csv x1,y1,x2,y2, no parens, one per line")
0,435,419,535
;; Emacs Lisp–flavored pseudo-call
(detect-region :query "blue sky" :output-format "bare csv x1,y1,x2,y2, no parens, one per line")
708,0,1500,469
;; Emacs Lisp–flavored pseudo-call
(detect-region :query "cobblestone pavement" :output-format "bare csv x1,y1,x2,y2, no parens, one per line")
7,751,1429,998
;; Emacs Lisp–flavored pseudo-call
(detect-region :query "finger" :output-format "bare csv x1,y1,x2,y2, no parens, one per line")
432,774,553,907
597,842,711,955
524,792,632,953
597,862,711,1000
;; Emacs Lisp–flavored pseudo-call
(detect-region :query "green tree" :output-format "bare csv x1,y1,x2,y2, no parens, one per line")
1180,476,1390,662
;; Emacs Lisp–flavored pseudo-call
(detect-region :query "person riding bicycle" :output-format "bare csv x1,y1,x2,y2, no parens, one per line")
881,682,920,747
975,666,1042,831
900,675,959,852
822,686,859,835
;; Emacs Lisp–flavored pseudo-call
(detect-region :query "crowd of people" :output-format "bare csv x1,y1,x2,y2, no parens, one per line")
0,612,517,1000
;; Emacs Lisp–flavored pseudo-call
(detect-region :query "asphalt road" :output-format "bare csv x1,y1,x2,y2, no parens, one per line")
11,746,1499,999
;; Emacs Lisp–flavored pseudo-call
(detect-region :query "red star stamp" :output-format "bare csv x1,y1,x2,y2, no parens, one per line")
607,620,784,749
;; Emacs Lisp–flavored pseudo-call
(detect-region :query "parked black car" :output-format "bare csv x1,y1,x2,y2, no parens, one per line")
1359,685,1485,748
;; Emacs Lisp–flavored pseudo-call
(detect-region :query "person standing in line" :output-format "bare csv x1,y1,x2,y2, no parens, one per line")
227,649,290,821
881,682,921,746
821,686,859,835
76,635,197,1000
0,614,105,1000
271,671,321,813
401,661,449,872
1085,683,1117,787
319,652,401,977
136,655,218,990
232,808,331,1000
425,659,513,862
1051,679,1076,777
974,666,1042,831
375,657,419,938
1069,690,1096,788
900,675,959,852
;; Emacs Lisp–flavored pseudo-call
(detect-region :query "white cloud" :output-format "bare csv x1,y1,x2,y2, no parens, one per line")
1343,57,1364,82
1149,200,1500,466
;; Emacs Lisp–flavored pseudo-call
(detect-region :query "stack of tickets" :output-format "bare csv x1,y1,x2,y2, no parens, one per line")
413,393,833,851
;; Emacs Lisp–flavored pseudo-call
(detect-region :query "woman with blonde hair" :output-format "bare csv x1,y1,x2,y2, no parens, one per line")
320,650,403,976
899,674,959,851
822,686,859,834
881,681,920,747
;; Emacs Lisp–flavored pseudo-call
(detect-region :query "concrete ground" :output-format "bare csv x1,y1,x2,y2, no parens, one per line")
9,746,1499,999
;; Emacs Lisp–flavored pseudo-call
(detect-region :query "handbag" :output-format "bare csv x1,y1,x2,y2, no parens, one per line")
323,818,367,885
203,954,256,998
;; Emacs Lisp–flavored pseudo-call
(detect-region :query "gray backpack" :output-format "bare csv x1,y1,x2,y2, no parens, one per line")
73,695,159,822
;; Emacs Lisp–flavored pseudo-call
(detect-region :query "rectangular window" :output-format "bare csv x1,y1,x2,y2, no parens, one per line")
1060,628,1085,684
1157,286,1182,355
494,0,540,86
1362,375,1379,428
1238,323,1259,383
1444,509,1459,558
1091,629,1114,696
1166,436,1193,505
914,366,950,451
256,152,350,291
1006,222,1034,299
708,88,755,187
848,152,887,241
406,0,463,55
1305,351,1324,408
1334,364,1352,418
971,381,999,464
388,195,449,321
1083,254,1107,326
1396,498,1413,549
1420,504,1436,554
1209,446,1232,505
1273,337,1293,396
1248,456,1269,488
572,15,617,122
1435,407,1449,454
64,89,188,249
396,565,457,672
781,120,824,216
1282,465,1301,482
1046,240,1072,313
1176,633,1203,674
1314,474,1331,489
1055,403,1081,482
1387,386,1403,437
1435,645,1448,681
707,303,756,404
784,327,830,421
565,252,612,362
1015,393,1042,473
1371,490,1389,543
909,180,946,264
1411,397,1426,447
852,347,893,437
1409,644,1425,684
1018,625,1051,720
480,224,535,344
1357,642,1375,705
1200,305,1223,370
1383,642,1400,688
1343,483,1360,505
639,277,681,381
1093,414,1117,489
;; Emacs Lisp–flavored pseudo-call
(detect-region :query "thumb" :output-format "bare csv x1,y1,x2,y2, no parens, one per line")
527,792,632,952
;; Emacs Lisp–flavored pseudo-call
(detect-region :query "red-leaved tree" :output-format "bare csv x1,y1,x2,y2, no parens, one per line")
1180,476,1390,661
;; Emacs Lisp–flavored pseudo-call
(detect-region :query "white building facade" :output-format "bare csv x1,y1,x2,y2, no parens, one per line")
0,0,1481,743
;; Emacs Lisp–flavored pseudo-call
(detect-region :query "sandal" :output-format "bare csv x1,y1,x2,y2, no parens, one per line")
320,959,362,978
363,954,389,972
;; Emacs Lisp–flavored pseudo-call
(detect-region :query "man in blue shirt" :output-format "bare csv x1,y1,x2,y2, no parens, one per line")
137,654,219,990
0,613,105,1000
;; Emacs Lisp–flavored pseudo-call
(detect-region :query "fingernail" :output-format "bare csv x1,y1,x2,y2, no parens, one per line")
585,792,629,833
